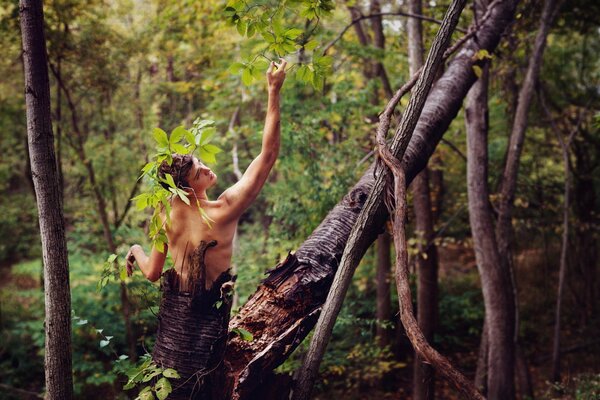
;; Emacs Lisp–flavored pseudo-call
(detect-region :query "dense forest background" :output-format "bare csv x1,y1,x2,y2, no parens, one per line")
1,0,599,398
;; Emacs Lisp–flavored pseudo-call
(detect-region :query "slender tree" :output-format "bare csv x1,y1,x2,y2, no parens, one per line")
19,0,73,398
407,0,440,398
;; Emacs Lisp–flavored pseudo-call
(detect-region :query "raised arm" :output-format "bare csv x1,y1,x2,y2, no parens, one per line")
126,244,167,282
219,58,287,218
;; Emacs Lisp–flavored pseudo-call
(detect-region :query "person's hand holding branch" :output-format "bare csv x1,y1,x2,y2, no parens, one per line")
266,58,287,94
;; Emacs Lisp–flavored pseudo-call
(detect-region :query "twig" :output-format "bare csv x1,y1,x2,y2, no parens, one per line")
323,11,467,54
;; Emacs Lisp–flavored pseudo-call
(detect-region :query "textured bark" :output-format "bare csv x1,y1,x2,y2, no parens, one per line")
220,1,518,398
19,1,74,398
152,241,234,399
407,0,439,398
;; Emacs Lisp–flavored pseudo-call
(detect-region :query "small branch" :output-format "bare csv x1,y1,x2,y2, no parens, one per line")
441,137,467,161
324,10,467,54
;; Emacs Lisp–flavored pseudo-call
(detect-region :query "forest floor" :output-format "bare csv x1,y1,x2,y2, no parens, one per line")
1,244,599,399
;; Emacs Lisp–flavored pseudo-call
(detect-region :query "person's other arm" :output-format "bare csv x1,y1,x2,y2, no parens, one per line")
218,58,287,217
126,244,167,282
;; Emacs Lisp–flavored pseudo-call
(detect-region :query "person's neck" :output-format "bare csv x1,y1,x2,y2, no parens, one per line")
190,188,209,202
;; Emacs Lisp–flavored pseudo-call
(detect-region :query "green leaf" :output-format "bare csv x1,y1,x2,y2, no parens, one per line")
199,148,217,164
120,267,128,281
228,62,245,74
203,144,222,154
162,368,180,379
142,369,162,383
242,68,253,85
155,377,172,400
475,49,492,60
285,28,303,39
137,386,155,400
304,39,318,51
176,189,190,205
76,319,88,326
198,127,216,145
171,143,190,155
170,126,187,144
152,128,168,148
100,340,110,348
163,173,176,189
232,327,253,341
236,20,247,36
473,65,482,78
107,254,117,263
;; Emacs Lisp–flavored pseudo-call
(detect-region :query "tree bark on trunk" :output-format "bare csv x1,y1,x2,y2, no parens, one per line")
465,59,513,398
152,241,235,399
176,1,519,398
19,1,74,398
407,0,439,398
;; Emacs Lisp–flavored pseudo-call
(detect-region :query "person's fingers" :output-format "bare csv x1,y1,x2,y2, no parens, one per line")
267,61,274,74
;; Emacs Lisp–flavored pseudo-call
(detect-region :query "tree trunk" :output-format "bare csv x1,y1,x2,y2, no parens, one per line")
200,1,519,397
491,0,560,397
465,60,514,398
407,0,439,398
19,1,73,398
540,92,578,383
152,241,235,399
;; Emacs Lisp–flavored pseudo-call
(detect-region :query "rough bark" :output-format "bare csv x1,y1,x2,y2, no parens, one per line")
407,0,439,398
291,0,468,397
19,1,74,398
220,1,518,398
152,241,235,399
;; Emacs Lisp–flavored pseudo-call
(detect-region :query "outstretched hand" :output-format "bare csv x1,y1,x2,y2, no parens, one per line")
267,58,287,93
125,245,137,277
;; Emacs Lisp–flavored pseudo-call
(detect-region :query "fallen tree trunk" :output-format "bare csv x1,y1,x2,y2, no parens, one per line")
221,1,519,397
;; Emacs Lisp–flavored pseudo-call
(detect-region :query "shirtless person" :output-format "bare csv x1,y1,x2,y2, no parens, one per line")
126,58,287,288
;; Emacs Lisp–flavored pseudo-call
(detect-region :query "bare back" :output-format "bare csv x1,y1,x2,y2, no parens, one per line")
166,197,238,289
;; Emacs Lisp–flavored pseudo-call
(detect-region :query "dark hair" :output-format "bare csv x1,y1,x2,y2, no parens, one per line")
158,154,194,190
